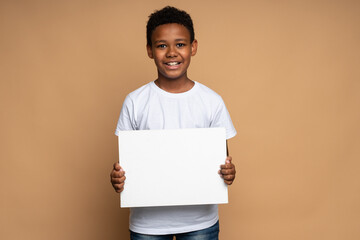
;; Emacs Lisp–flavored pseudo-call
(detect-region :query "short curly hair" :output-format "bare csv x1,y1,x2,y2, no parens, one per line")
146,6,195,46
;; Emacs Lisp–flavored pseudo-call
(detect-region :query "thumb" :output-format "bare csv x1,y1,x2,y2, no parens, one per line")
113,162,121,171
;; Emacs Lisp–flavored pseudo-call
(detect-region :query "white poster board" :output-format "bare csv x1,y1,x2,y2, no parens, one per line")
118,128,228,208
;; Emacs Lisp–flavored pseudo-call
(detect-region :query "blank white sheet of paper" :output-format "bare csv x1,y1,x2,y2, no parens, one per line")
118,128,228,208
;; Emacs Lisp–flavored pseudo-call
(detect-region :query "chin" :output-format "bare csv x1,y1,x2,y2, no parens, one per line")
159,71,186,81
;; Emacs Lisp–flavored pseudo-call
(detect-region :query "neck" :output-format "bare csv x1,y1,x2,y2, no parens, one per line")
155,76,194,93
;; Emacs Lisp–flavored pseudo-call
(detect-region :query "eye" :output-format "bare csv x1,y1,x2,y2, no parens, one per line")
176,43,185,47
157,44,166,49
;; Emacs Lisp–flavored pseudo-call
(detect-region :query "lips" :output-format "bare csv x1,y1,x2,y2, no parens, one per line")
164,61,182,70
165,62,181,66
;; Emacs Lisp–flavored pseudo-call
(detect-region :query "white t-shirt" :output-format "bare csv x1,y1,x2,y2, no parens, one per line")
115,81,236,235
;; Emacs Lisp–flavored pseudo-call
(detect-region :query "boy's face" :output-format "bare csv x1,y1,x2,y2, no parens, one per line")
147,23,197,81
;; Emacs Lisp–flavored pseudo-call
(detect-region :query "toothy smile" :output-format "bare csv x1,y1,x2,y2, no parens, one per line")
165,62,181,66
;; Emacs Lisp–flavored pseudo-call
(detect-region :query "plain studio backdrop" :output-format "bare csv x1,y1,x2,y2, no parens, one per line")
0,0,359,239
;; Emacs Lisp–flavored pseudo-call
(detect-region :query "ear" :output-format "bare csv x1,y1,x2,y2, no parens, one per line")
146,45,154,59
191,39,198,56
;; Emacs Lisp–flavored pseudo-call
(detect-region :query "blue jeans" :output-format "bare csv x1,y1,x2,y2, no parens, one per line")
130,221,219,240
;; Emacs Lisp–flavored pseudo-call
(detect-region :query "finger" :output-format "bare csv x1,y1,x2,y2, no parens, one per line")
111,175,126,184
111,169,125,178
224,166,235,173
225,156,232,164
221,160,235,168
113,162,121,170
220,166,236,174
219,172,235,180
223,174,235,181
220,164,231,169
223,173,235,182
224,180,233,185
113,182,125,189
220,164,235,170
114,183,125,193
220,170,235,176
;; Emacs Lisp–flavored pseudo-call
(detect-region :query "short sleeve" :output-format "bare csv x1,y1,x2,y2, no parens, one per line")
115,95,136,135
210,98,237,139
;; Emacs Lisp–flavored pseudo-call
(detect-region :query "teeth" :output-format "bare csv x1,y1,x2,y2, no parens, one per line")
167,62,179,66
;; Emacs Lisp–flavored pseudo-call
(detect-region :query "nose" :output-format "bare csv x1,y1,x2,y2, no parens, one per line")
166,45,177,58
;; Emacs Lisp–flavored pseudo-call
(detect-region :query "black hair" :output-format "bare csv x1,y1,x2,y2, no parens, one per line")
146,6,195,46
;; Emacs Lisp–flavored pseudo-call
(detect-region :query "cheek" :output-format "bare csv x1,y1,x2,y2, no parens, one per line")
154,57,162,65
153,59,164,71
153,52,164,61
183,49,192,58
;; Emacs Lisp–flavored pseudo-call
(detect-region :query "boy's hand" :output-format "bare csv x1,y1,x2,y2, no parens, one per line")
110,162,126,193
219,156,236,185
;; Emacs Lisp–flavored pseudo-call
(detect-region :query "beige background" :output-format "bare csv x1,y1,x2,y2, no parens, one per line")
1,0,359,239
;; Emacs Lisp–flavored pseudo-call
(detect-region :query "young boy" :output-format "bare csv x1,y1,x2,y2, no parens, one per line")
110,6,236,240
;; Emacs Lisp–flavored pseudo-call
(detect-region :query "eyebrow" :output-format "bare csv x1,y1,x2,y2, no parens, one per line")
154,40,166,44
154,39,188,44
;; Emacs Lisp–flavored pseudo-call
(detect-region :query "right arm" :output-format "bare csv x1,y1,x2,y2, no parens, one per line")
111,94,134,193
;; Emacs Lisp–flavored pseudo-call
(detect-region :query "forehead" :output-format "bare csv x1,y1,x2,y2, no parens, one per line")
151,23,191,42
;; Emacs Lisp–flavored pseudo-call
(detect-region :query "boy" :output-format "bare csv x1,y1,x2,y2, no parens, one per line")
110,6,236,240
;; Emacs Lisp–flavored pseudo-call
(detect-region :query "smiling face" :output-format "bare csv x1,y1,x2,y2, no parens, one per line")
147,23,198,82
